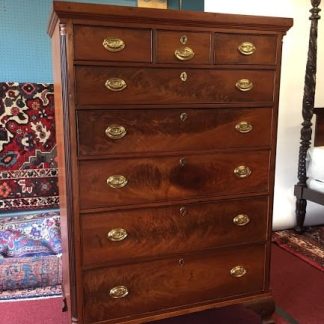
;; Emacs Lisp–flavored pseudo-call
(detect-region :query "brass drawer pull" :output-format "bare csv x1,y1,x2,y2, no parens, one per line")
109,286,129,299
236,79,253,92
233,214,250,226
234,166,252,178
230,265,247,278
175,47,195,61
103,37,125,52
235,121,253,134
238,42,256,55
107,175,128,188
107,228,128,241
105,78,127,92
105,124,127,140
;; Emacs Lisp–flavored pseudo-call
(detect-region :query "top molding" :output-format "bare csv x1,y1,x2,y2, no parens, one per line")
48,1,293,36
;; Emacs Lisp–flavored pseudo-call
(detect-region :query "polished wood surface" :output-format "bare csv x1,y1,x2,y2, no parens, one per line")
214,33,278,65
77,108,272,157
81,196,268,267
49,1,292,322
75,67,275,106
74,25,152,62
314,108,324,146
83,244,266,323
79,150,270,209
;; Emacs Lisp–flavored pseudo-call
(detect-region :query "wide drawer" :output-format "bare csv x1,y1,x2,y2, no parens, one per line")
73,26,152,62
79,150,270,209
77,108,272,157
75,66,275,106
83,244,266,323
156,30,211,64
214,33,278,65
81,196,269,267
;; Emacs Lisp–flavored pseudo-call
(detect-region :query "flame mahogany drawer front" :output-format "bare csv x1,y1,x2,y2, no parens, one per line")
73,25,152,62
156,30,212,64
78,150,270,210
77,108,272,157
83,244,266,323
214,33,278,65
81,196,269,267
75,66,275,106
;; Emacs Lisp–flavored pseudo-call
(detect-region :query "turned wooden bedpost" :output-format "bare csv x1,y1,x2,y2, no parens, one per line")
295,0,321,233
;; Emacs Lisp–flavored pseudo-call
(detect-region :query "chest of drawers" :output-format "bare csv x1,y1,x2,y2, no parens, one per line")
48,2,292,323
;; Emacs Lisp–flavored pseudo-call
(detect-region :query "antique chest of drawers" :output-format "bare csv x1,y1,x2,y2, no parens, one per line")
48,2,292,323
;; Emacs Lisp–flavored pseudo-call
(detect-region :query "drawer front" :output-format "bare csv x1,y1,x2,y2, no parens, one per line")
79,151,270,209
156,31,211,64
81,196,268,267
77,108,272,157
75,67,275,106
214,33,278,65
83,244,265,322
73,26,152,62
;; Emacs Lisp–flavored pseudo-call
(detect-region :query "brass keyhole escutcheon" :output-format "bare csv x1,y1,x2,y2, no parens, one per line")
180,112,188,122
180,72,188,82
178,258,185,266
180,35,188,45
179,206,188,216
179,158,187,167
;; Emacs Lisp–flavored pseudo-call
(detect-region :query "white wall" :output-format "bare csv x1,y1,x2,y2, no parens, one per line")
205,0,324,229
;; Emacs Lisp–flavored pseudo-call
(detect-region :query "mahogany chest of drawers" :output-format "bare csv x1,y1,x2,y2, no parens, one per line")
48,2,292,323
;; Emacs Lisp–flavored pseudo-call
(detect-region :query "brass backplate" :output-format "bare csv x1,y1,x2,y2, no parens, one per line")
137,0,167,9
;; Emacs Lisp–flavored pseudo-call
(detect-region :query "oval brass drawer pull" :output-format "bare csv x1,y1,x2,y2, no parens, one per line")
235,121,253,134
107,228,128,241
105,124,127,140
107,175,128,188
238,42,256,55
236,79,253,92
109,286,129,299
230,265,247,278
103,37,125,52
174,47,195,61
233,214,250,226
105,78,127,92
234,166,252,178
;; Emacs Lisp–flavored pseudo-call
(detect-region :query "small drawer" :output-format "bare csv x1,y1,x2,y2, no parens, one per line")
75,66,275,106
77,108,272,157
78,150,270,209
156,31,211,64
81,196,269,267
73,25,152,62
83,244,266,322
214,33,278,65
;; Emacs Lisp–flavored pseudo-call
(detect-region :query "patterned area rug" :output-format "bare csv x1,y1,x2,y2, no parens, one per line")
272,226,324,271
0,82,58,212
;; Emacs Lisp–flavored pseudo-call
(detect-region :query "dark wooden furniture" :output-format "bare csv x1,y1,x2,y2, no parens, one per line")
48,2,292,323
294,0,324,233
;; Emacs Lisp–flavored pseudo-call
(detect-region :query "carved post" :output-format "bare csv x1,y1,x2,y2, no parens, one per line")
295,0,321,233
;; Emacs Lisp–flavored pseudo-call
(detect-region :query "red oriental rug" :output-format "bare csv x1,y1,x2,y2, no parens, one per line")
0,82,58,212
272,226,324,271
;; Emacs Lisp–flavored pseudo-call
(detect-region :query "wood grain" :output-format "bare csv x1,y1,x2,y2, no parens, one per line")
77,107,272,157
75,67,275,106
82,244,265,323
